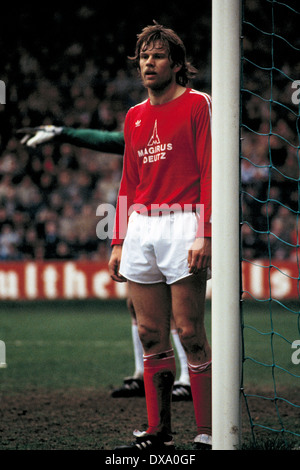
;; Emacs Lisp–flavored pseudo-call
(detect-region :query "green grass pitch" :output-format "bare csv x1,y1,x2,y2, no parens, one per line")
0,298,299,450
0,298,299,392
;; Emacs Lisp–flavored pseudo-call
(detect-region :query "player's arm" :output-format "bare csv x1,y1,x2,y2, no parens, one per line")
188,98,212,273
188,237,211,273
17,125,63,147
17,125,125,154
60,128,125,154
108,245,126,282
109,111,139,282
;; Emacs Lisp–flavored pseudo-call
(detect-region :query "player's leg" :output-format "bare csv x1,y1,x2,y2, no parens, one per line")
171,317,192,401
111,297,191,400
111,297,145,398
127,297,145,380
128,280,175,438
171,272,212,448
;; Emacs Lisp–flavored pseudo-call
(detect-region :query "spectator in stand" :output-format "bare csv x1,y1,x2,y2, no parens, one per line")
44,220,60,259
0,223,21,260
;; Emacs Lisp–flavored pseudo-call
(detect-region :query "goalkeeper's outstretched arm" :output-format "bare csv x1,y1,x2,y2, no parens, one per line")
18,125,63,147
17,125,125,155
61,127,125,154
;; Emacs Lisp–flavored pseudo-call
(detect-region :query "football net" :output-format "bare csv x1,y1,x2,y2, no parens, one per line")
240,0,300,448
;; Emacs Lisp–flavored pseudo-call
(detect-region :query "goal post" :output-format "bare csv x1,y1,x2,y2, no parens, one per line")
211,0,242,450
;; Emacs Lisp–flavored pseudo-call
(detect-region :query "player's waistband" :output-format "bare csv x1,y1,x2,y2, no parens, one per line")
132,202,202,217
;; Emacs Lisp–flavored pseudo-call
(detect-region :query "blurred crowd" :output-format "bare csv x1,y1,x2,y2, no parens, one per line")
240,0,300,263
0,55,147,262
0,2,299,263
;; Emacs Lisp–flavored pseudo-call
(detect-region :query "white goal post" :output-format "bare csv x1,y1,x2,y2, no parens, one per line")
211,0,242,450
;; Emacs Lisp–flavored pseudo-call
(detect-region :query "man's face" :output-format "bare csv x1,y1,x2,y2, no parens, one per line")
139,41,179,91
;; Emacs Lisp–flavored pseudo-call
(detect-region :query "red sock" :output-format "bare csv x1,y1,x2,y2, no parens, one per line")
143,349,176,435
188,361,212,436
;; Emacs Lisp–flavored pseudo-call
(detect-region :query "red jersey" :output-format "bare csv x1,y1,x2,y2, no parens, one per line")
112,88,212,245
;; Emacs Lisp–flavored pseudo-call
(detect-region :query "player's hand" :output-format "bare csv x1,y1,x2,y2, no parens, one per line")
188,237,211,274
108,245,127,282
17,125,62,147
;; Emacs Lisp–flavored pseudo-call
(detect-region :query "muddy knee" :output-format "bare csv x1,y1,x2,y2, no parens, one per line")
138,324,162,352
178,326,205,355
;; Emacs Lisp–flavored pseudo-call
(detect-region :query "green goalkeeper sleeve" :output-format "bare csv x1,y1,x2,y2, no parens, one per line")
59,128,125,155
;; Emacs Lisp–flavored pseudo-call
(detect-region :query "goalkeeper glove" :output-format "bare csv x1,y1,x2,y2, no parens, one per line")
17,125,63,147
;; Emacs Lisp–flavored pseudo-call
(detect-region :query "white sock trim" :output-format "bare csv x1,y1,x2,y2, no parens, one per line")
188,360,212,373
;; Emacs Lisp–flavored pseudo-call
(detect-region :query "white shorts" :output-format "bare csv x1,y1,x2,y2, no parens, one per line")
119,211,206,285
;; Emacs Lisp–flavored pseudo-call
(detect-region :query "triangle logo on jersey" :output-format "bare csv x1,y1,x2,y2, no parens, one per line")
148,120,160,146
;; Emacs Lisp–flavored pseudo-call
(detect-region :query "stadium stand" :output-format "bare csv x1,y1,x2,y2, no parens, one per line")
0,3,298,263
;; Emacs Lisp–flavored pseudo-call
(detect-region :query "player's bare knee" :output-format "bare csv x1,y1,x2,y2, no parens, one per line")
138,324,161,351
178,326,205,354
